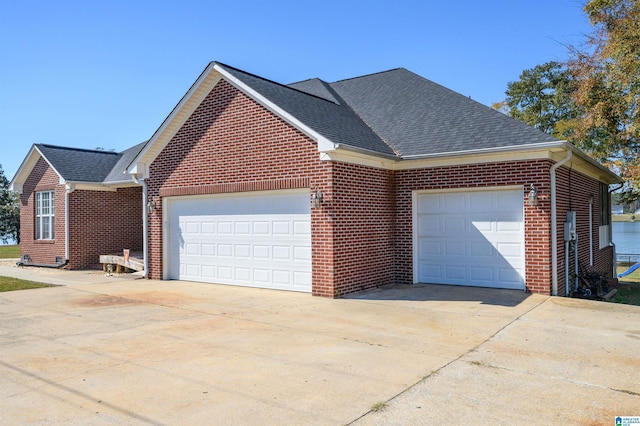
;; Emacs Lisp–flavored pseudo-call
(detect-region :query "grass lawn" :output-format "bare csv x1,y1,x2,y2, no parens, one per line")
612,214,637,222
0,276,57,292
610,281,640,306
611,263,640,306
0,244,20,259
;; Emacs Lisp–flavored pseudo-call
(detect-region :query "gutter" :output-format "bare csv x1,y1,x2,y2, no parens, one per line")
401,140,566,160
65,183,76,262
550,149,572,296
140,176,149,278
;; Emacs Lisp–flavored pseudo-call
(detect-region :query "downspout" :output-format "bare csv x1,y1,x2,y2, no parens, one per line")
550,149,572,296
141,178,149,278
64,183,76,262
131,173,149,278
609,183,624,278
589,195,594,266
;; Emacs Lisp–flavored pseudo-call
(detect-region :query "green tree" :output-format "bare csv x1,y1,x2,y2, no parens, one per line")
568,0,640,202
0,164,20,244
498,61,579,139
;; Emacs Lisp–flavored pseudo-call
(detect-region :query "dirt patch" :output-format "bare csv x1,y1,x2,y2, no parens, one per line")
70,291,196,309
116,291,196,306
71,294,140,308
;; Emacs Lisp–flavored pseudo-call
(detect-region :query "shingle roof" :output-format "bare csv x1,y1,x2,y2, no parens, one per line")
217,63,396,156
328,68,559,157
103,141,146,183
36,143,143,184
217,63,558,158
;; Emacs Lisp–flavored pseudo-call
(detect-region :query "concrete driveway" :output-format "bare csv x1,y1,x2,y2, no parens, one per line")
0,265,638,425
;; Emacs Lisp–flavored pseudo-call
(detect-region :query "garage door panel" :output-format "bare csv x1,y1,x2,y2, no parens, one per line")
415,189,525,290
470,241,493,257
444,216,466,233
444,193,466,211
167,191,311,292
470,266,494,282
202,222,216,234
253,245,270,258
202,244,215,256
294,246,311,260
444,241,466,256
234,221,251,234
253,222,270,234
202,265,216,279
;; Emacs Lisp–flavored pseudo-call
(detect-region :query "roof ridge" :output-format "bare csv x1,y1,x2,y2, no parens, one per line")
215,62,340,105
37,143,121,155
331,67,406,84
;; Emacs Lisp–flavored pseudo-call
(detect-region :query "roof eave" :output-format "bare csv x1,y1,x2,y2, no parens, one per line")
400,140,621,184
10,145,65,194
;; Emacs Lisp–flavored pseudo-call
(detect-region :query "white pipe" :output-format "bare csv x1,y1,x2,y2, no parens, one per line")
550,150,572,296
574,232,579,293
565,240,570,295
142,178,149,278
589,197,593,266
64,183,76,261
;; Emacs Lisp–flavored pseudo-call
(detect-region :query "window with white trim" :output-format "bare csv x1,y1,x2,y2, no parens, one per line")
598,183,611,249
35,190,55,240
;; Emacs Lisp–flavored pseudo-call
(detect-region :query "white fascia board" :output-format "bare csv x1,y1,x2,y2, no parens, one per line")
565,143,622,184
64,181,118,192
9,145,65,193
215,64,334,151
102,179,142,188
319,144,398,169
400,140,567,161
320,142,561,171
127,62,222,178
393,146,556,170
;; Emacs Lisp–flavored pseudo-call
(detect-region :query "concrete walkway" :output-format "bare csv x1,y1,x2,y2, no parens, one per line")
0,265,638,425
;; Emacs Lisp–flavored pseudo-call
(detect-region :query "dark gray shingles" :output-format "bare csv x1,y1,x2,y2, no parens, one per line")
287,78,341,104
36,143,144,184
217,63,396,156
103,141,147,183
36,144,122,182
329,68,559,157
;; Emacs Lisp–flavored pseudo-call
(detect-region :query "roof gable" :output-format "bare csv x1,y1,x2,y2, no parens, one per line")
36,144,121,183
10,144,142,193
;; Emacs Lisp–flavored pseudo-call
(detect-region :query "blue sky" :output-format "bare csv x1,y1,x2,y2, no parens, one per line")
1,0,593,180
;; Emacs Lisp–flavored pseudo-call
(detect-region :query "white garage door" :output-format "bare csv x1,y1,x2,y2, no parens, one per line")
166,190,311,292
414,188,525,290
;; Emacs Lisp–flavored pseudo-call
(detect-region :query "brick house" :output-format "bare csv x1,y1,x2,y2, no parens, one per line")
11,62,621,297
11,143,145,269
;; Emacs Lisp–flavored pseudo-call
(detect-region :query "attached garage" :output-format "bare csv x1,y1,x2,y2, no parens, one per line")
165,190,312,292
413,188,525,290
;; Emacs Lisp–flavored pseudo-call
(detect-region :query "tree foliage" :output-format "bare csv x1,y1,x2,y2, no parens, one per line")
499,61,579,139
568,0,640,202
496,0,640,202
0,164,20,244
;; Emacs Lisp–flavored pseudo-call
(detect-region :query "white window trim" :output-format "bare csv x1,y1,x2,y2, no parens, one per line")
36,190,55,240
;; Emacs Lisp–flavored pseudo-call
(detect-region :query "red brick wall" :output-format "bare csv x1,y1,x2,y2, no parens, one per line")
329,162,395,295
19,158,142,269
394,159,554,294
146,79,338,296
19,158,66,264
554,165,614,295
68,186,143,269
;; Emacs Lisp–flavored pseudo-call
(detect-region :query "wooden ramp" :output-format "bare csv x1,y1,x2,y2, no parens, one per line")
100,251,144,273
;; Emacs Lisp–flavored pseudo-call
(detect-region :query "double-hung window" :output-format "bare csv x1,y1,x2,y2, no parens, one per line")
36,190,55,240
